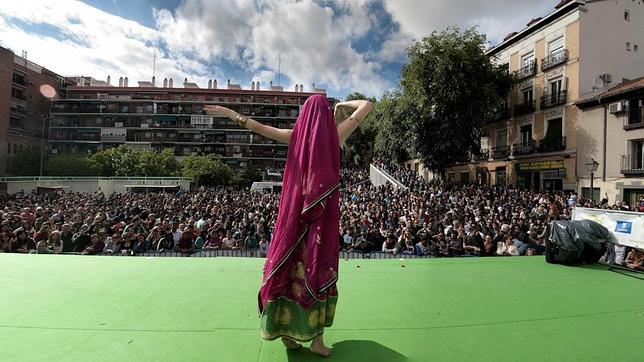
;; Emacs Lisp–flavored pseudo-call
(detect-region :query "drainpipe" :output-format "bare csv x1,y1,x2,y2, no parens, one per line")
602,103,607,182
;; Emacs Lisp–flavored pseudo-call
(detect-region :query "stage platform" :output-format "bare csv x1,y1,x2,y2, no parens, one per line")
1,254,642,361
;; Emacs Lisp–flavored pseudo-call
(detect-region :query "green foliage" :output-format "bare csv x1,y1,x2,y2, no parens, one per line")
88,145,180,177
138,148,180,176
400,27,515,175
369,90,416,163
45,154,95,176
238,165,263,187
180,154,235,186
340,92,378,167
7,147,41,176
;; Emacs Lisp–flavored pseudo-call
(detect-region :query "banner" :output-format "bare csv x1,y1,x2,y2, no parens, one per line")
517,160,564,171
572,207,644,249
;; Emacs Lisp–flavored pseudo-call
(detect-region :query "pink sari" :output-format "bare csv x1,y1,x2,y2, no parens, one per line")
258,94,340,341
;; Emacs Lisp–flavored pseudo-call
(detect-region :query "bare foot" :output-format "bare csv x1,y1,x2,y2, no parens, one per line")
281,337,302,351
309,335,332,357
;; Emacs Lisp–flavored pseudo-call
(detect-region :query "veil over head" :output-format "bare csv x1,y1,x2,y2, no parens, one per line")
259,94,341,312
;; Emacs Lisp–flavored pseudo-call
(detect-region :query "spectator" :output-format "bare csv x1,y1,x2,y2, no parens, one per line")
47,231,63,254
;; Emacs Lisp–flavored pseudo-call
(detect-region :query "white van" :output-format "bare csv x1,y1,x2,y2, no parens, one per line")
250,181,283,193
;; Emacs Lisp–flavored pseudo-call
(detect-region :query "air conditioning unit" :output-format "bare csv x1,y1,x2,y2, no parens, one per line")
608,102,625,114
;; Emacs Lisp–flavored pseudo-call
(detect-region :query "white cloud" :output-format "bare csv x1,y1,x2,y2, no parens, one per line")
0,0,562,98
380,0,558,61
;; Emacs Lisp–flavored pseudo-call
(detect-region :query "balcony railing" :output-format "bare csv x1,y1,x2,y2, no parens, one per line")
473,150,490,161
541,49,568,71
540,90,567,109
491,145,509,159
517,60,536,79
537,136,566,153
512,140,535,156
514,100,536,116
621,155,644,175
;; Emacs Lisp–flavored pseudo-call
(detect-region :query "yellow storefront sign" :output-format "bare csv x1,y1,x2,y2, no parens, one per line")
517,160,564,171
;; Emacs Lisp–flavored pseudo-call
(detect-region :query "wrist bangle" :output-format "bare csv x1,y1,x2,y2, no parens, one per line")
234,115,248,128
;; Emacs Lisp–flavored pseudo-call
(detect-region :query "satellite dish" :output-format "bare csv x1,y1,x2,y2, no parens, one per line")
39,84,57,99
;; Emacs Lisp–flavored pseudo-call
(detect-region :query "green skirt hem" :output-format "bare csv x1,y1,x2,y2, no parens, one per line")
260,294,338,342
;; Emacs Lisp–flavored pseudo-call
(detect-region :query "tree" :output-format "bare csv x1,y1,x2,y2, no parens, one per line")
369,90,417,163
340,92,378,167
88,145,142,176
7,148,41,176
180,154,235,186
400,27,515,176
238,165,263,188
45,154,95,176
138,148,180,176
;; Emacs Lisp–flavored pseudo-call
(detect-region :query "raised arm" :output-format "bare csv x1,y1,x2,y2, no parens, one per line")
335,100,374,145
203,105,292,144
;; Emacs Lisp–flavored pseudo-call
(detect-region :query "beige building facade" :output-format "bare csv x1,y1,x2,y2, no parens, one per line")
576,77,644,206
446,0,644,192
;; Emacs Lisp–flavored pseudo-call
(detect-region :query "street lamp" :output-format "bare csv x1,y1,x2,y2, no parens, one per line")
585,158,599,202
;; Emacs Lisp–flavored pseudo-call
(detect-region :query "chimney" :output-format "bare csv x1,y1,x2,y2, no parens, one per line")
312,82,315,90
124,77,128,87
107,75,111,85
251,81,255,90
270,81,273,88
227,79,231,87
169,78,173,88
184,77,188,86
119,77,123,87
256,81,260,90
213,79,217,89
152,76,156,87
208,80,212,89
299,84,303,92
294,84,298,92
163,78,168,88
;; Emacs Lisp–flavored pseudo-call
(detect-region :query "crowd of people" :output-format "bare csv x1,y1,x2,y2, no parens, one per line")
0,163,642,271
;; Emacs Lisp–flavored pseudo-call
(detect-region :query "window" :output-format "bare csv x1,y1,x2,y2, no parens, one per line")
625,10,630,21
629,99,644,125
548,37,564,55
627,42,631,51
627,140,644,170
522,88,534,105
496,129,508,147
635,44,639,52
520,124,532,146
522,52,535,67
7,142,11,155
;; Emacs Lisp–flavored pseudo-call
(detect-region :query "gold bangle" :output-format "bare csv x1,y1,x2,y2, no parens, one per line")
234,114,248,128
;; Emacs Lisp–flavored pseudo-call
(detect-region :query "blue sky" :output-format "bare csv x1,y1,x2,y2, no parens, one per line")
0,0,557,98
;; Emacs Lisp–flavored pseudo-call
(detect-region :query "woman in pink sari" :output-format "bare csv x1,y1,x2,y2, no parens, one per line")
206,94,372,356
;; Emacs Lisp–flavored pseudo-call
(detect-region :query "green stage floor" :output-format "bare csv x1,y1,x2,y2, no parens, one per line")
1,254,643,362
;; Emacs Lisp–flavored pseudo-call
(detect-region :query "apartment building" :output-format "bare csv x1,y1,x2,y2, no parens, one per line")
50,78,325,170
447,0,644,191
0,46,66,175
576,77,644,205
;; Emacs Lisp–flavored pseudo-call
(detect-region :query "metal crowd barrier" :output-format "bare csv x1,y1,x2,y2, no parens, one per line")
94,250,437,259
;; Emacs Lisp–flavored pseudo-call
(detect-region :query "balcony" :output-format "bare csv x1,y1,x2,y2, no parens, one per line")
621,155,644,175
491,145,510,159
473,150,490,161
517,60,536,79
512,140,535,156
514,100,536,116
540,90,567,109
537,136,566,153
541,49,568,71
10,97,27,117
